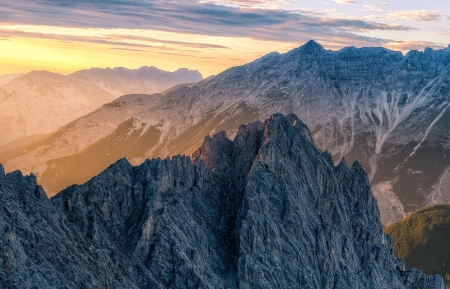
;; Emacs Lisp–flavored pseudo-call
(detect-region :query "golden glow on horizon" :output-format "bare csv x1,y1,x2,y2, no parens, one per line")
0,25,298,77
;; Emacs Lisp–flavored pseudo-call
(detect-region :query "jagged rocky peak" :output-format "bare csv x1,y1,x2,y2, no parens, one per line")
0,114,447,288
0,164,143,288
302,39,325,51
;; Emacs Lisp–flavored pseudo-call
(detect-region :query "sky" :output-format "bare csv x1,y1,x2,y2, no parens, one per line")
0,0,449,77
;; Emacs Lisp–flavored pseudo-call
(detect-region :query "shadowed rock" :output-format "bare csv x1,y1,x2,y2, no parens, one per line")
0,114,447,288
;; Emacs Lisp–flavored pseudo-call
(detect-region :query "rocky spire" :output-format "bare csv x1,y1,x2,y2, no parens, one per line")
0,113,446,288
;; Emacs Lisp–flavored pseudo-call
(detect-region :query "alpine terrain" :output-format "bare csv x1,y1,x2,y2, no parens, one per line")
0,113,446,288
0,67,202,148
3,41,450,225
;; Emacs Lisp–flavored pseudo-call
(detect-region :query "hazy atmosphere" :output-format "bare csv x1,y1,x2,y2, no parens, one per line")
0,0,449,76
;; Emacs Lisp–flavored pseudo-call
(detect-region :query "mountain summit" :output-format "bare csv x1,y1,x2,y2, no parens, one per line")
0,114,446,288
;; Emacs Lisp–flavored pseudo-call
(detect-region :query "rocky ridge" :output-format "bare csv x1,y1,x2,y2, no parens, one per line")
0,114,446,288
12,41,450,224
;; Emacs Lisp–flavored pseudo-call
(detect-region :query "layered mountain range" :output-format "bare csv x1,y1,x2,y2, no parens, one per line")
3,41,450,225
0,67,202,148
0,114,446,288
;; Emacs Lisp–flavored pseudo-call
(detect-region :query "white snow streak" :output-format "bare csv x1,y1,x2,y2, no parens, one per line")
375,80,435,154
399,100,450,165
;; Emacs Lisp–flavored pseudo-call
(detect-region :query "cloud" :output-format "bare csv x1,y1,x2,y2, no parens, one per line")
107,35,228,49
0,0,411,47
386,10,442,21
109,47,151,53
332,0,357,4
198,0,295,9
362,2,388,11
383,40,446,51
0,27,230,55
292,8,326,16
0,29,147,48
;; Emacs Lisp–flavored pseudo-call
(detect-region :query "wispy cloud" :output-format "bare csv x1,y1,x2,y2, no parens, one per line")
0,29,147,49
383,40,446,51
0,0,411,46
198,0,295,9
107,35,228,49
332,0,357,4
292,8,326,16
386,10,442,21
0,26,230,55
362,2,388,12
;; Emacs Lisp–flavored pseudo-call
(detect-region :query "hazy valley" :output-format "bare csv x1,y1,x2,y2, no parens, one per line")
0,67,202,148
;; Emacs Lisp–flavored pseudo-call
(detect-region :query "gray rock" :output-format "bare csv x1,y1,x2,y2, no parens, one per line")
0,114,447,288
0,165,153,288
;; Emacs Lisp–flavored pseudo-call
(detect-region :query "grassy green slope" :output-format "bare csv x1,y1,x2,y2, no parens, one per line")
385,205,450,285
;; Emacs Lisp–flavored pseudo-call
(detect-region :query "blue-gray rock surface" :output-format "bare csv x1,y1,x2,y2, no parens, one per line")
0,114,447,288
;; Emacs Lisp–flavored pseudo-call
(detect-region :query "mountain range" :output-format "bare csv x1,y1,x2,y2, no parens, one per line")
3,41,450,226
0,67,202,148
0,113,446,288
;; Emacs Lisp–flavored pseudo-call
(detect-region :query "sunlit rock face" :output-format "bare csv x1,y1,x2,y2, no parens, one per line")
0,114,446,288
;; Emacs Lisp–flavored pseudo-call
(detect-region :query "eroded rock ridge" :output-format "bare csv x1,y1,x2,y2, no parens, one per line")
0,114,446,288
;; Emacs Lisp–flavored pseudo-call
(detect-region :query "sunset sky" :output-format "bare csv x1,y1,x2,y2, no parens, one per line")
0,0,449,77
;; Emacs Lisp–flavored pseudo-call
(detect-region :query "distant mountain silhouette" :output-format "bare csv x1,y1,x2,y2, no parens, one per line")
0,67,202,147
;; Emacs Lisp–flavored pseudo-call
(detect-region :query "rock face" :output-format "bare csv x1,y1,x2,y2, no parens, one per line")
0,67,202,148
7,41,450,223
0,114,446,288
0,165,145,288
